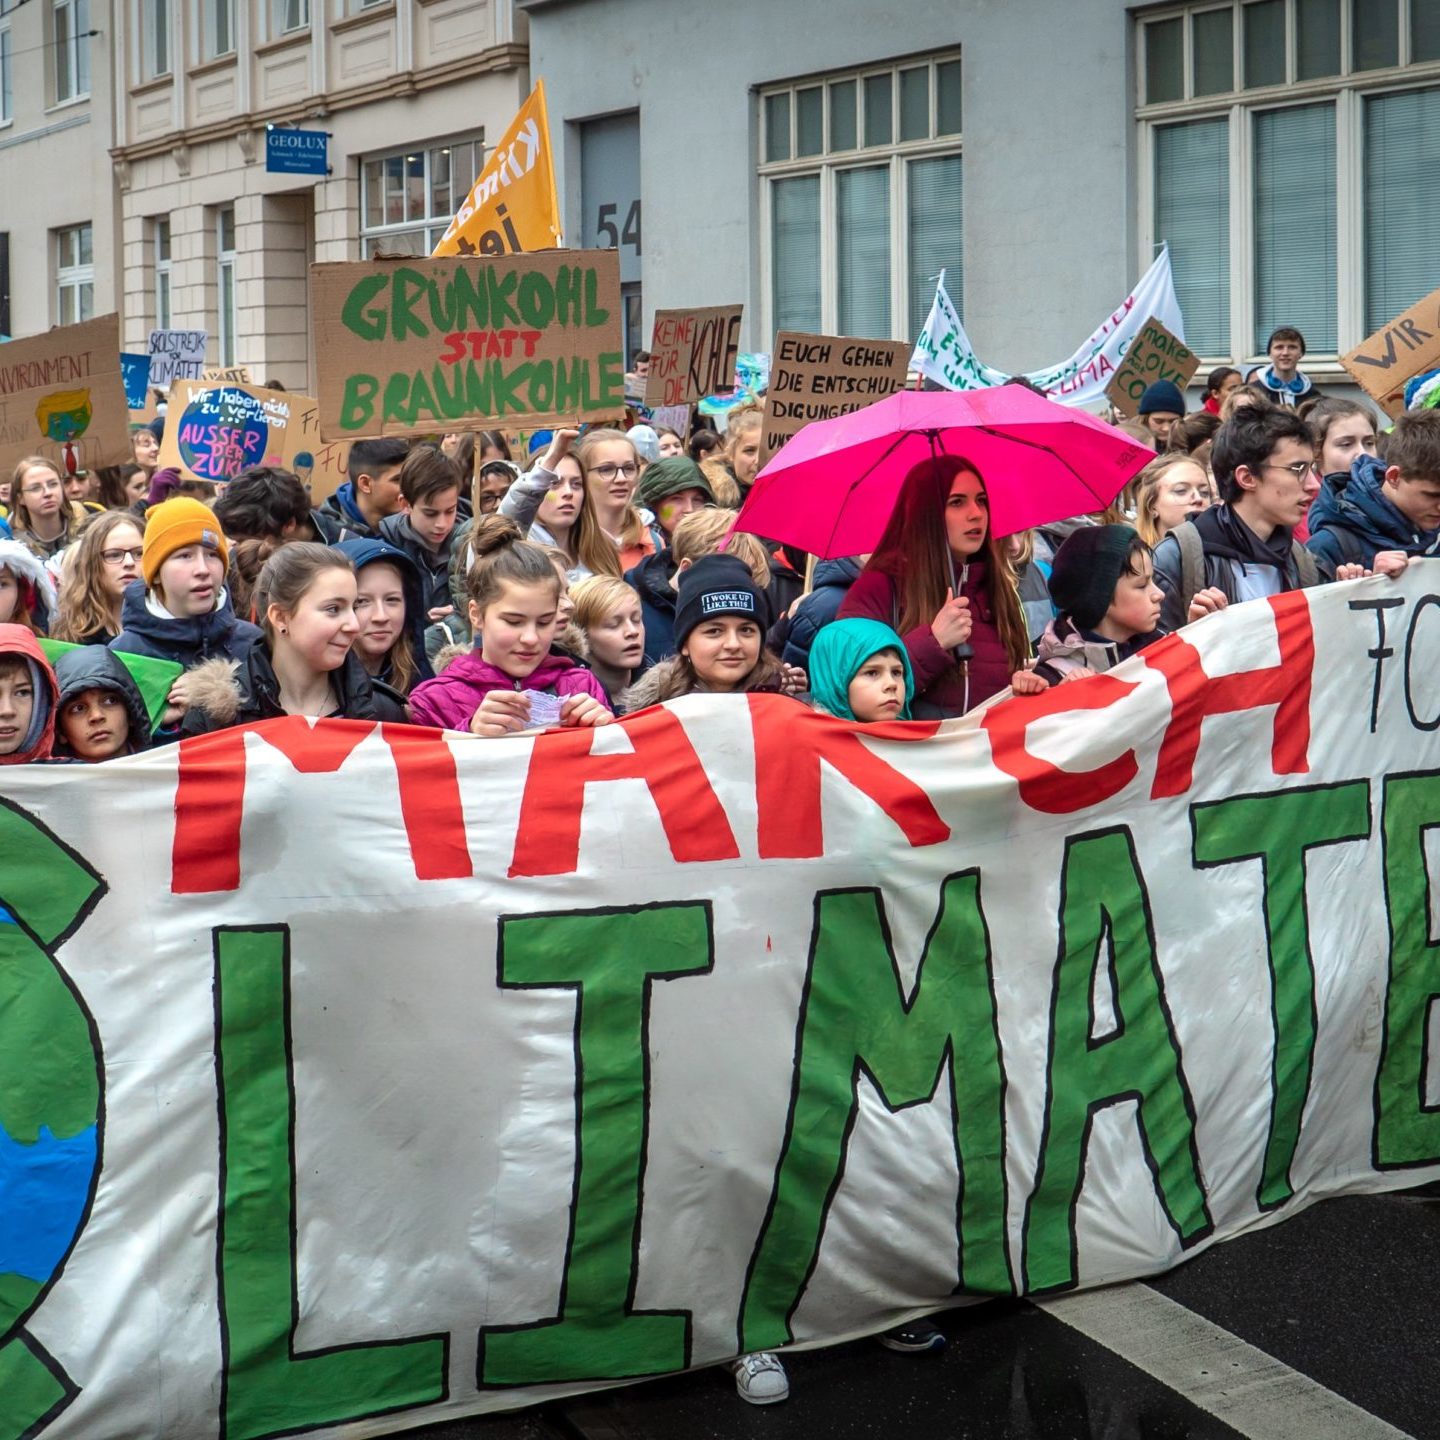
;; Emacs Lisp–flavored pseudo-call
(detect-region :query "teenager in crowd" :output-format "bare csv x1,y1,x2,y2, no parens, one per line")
577,428,655,571
53,647,153,761
379,444,464,620
627,423,661,465
499,428,620,582
1202,367,1242,415
0,623,58,764
1132,453,1210,549
808,618,914,722
49,511,145,644
10,457,81,561
780,555,866,668
0,538,57,635
1307,410,1440,571
1151,409,1367,632
654,425,686,459
635,456,714,551
1165,412,1221,456
689,429,724,466
837,456,1031,716
1007,531,1055,645
1137,381,1186,445
1305,397,1380,488
130,425,160,482
569,575,646,709
408,516,611,735
336,537,430,701
97,464,150,510
314,437,409,540
621,553,804,713
1012,526,1167,692
475,458,518,518
1220,385,1270,423
701,409,763,506
181,543,403,733
218,466,331,545
1253,326,1320,409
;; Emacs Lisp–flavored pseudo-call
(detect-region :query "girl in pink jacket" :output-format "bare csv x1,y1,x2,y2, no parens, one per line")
408,516,612,736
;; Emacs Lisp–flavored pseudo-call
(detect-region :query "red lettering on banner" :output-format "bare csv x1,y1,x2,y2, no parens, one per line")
749,696,947,858
980,675,1141,815
171,719,471,893
508,707,739,877
1145,590,1315,799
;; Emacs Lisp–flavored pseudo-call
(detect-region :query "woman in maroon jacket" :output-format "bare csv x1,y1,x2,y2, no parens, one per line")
837,454,1031,716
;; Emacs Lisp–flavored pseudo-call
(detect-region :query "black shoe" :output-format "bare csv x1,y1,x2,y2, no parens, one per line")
878,1319,946,1353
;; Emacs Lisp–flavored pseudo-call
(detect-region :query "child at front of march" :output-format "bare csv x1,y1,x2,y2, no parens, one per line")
1011,526,1169,694
808,618,915,722
619,553,806,713
0,623,58,764
180,543,404,735
1306,409,1440,573
568,575,646,710
110,496,262,732
52,646,152,761
378,444,463,622
407,515,612,736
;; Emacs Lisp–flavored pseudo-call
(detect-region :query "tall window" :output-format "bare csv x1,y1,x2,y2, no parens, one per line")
0,25,11,124
1138,0,1440,360
53,0,90,102
216,207,236,365
56,224,93,325
205,0,233,58
153,217,172,329
759,55,963,341
143,0,170,77
277,0,308,32
360,134,486,255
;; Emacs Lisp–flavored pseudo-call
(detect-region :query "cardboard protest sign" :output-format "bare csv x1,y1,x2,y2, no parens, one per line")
762,331,911,462
291,393,350,504
0,314,132,477
645,305,743,407
3,569,1440,1440
310,250,625,442
118,353,151,410
160,380,316,483
1341,285,1440,418
200,364,254,385
146,329,208,388
1105,316,1200,417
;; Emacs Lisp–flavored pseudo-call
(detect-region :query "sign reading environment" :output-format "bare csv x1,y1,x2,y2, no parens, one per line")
4,569,1440,1439
310,249,626,441
265,126,329,176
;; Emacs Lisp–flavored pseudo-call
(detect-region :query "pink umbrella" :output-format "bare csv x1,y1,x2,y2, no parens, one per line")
736,386,1156,559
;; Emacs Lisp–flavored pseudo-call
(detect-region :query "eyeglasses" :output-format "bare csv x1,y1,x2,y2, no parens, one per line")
1263,461,1317,481
20,480,61,497
590,462,639,481
101,546,145,565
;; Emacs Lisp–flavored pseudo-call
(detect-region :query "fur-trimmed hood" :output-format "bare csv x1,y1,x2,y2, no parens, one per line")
181,657,244,727
0,538,58,616
619,649,785,713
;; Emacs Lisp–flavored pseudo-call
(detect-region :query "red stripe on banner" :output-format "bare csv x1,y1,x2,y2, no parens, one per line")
381,723,472,881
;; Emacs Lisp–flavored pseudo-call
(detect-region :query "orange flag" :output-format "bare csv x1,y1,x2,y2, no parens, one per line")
431,80,562,257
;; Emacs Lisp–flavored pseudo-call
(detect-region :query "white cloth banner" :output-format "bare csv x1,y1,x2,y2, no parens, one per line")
910,249,1186,407
3,567,1440,1440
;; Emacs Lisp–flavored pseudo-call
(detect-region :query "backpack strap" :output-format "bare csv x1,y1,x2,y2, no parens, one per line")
1290,541,1321,589
1174,520,1205,618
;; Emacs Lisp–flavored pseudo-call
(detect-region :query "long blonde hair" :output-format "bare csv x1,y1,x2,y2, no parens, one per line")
51,509,147,642
1132,453,1208,549
576,429,647,549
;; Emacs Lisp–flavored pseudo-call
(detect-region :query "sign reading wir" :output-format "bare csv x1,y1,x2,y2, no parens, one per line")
310,250,626,442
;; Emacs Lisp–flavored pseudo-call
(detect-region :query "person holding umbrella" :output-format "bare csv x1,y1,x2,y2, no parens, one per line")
836,455,1030,716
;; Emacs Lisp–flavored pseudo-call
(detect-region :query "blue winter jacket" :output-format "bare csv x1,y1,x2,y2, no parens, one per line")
109,580,261,669
780,558,862,669
1306,454,1440,569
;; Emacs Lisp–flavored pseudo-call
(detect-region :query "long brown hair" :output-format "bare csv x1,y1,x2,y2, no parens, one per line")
866,454,1030,670
51,509,147,642
544,450,622,578
254,543,354,649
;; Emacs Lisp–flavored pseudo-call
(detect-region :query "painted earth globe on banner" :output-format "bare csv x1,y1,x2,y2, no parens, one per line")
0,805,104,1369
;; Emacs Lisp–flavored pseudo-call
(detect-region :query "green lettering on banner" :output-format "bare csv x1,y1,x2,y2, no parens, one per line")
1192,783,1372,1209
214,927,447,1440
1376,773,1440,1167
339,374,378,430
1023,828,1212,1293
740,875,1010,1355
340,275,389,342
479,903,708,1386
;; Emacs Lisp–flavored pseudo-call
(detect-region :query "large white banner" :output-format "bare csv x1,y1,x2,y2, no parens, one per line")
3,567,1440,1440
911,249,1185,406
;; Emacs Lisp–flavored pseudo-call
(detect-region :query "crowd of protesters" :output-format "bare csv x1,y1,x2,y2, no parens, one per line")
1,326,1439,1399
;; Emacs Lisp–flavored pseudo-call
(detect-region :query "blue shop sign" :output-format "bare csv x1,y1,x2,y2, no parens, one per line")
265,127,329,176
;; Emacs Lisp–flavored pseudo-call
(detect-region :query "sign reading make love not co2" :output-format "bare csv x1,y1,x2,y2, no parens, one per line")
4,568,1440,1439
310,249,626,441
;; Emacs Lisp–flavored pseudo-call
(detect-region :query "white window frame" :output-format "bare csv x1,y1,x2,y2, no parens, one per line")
52,0,90,103
359,133,487,257
757,54,964,342
216,206,236,366
1136,0,1440,365
275,0,308,33
55,223,93,325
153,216,172,329
203,0,233,59
0,24,12,126
143,0,171,77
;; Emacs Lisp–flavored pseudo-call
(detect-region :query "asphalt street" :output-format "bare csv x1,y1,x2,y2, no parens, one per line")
388,1183,1439,1440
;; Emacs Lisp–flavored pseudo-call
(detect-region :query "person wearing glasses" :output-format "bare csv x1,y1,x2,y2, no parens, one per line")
50,512,148,646
1152,408,1380,633
10,457,84,562
576,428,657,572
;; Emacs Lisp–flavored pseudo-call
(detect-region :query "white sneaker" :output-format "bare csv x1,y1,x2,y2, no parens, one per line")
729,1351,790,1405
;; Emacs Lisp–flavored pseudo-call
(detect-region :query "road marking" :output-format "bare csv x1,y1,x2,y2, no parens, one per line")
1035,1282,1412,1440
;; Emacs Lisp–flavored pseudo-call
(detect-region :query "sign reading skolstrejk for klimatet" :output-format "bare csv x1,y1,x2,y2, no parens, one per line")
265,126,329,176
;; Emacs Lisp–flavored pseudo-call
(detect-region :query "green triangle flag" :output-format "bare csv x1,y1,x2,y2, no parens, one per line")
38,639,182,734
